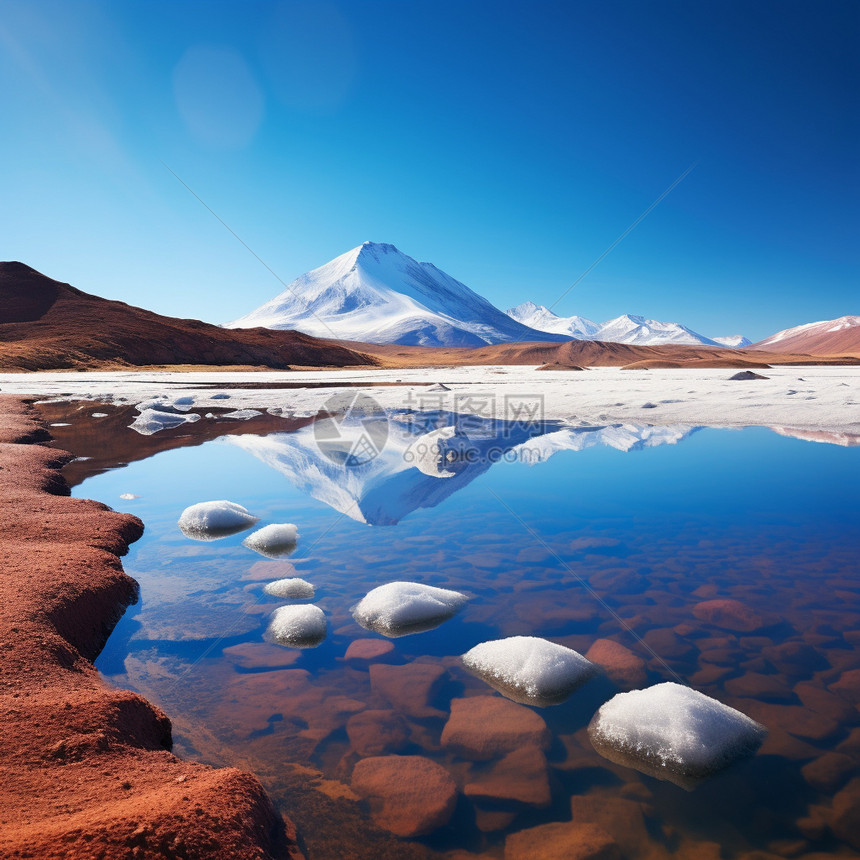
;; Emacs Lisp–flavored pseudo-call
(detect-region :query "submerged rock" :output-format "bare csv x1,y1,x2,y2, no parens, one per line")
464,745,551,808
462,636,596,706
585,638,648,689
441,696,551,760
505,821,621,860
178,500,259,541
588,682,767,789
243,523,299,558
692,598,766,633
350,755,458,837
352,581,468,637
344,639,395,662
266,604,327,649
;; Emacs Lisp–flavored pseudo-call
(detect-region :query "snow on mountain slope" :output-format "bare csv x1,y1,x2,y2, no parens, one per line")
712,335,752,348
506,304,735,347
755,315,860,354
227,242,567,347
596,314,721,346
506,301,600,338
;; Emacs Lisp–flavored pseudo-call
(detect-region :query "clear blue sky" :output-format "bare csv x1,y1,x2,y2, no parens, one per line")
1,0,857,340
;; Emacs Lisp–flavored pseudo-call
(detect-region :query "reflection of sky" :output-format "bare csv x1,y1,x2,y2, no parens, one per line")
77,423,860,670
72,421,860,855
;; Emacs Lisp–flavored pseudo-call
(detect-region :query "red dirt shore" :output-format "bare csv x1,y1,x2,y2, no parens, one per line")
0,396,303,859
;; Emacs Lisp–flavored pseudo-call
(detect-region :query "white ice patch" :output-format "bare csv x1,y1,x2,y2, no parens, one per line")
178,500,259,541
221,409,263,420
263,577,315,599
266,604,326,648
242,523,299,558
462,636,596,706
352,581,468,637
588,681,767,789
129,408,201,436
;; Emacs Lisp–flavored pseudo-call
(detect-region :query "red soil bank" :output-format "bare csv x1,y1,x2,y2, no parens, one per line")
0,396,303,859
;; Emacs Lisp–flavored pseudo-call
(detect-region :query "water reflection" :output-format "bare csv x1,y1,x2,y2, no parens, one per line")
225,412,705,525
58,409,860,860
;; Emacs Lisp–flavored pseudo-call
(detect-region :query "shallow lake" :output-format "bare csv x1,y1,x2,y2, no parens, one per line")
51,404,860,860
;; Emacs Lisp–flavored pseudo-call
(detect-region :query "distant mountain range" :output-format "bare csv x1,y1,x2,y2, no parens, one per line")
754,315,860,354
506,301,751,348
228,241,751,348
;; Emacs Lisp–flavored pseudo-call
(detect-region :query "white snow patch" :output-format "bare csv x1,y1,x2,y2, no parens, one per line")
242,523,299,558
220,409,263,420
263,577,315,599
266,604,326,648
352,581,468,637
588,681,767,788
462,636,596,706
178,500,259,540
130,408,201,436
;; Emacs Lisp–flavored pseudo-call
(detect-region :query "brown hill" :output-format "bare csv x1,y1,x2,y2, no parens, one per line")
754,315,860,356
355,337,860,369
0,262,375,371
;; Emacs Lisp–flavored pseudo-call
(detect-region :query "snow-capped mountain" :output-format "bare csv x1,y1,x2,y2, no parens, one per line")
506,303,748,348
506,301,600,339
755,315,860,355
227,242,567,347
712,335,752,348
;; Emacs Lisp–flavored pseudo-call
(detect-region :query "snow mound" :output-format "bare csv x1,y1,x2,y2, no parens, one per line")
729,370,769,380
263,577,315,599
588,682,767,789
462,636,596,706
242,523,299,558
129,408,201,436
352,581,468,637
266,604,327,648
178,500,259,541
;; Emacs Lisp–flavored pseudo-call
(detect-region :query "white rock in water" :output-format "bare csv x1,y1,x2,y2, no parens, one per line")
243,523,299,558
266,604,326,648
352,581,468,637
129,409,201,436
178,500,259,540
263,577,315,599
588,681,767,789
462,636,596,706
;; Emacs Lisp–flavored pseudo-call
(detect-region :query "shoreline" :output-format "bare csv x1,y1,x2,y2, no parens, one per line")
0,396,302,859
1,364,858,434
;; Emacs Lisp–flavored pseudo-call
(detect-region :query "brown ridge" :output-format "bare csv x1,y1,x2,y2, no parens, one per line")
0,262,375,371
354,337,860,369
0,396,303,859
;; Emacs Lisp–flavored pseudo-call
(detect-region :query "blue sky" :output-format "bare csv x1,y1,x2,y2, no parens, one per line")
0,0,857,341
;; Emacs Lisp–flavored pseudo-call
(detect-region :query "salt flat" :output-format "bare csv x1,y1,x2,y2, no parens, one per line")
1,365,858,434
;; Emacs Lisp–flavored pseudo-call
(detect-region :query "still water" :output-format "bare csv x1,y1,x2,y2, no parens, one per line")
59,409,860,860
